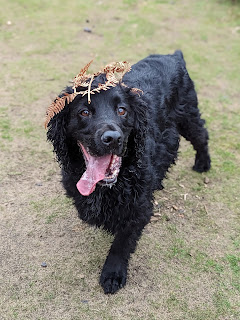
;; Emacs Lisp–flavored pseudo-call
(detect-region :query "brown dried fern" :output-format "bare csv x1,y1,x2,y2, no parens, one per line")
45,60,143,128
73,60,132,98
130,87,143,96
74,60,93,89
45,93,76,128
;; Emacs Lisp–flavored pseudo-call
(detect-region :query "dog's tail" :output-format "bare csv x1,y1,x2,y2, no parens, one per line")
174,50,186,68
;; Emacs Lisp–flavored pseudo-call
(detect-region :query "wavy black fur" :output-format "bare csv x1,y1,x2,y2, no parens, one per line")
47,51,211,294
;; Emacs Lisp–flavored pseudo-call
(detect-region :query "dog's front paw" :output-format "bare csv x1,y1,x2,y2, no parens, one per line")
100,258,127,294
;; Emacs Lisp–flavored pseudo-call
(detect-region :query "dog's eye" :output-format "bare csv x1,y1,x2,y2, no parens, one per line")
117,107,127,116
79,110,90,117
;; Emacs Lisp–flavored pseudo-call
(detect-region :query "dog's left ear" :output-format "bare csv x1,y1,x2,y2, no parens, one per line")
46,103,73,172
46,87,78,172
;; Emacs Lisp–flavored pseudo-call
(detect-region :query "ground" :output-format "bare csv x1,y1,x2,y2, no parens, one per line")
0,0,240,319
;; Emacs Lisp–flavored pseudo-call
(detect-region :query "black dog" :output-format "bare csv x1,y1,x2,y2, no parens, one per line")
46,51,211,294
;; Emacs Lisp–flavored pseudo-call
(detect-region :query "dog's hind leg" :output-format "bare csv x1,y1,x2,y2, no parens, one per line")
176,97,211,172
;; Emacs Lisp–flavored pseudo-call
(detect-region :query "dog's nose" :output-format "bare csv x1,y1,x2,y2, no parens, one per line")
101,131,122,147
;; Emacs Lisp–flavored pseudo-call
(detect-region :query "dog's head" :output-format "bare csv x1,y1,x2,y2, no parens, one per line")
47,73,147,196
69,83,133,154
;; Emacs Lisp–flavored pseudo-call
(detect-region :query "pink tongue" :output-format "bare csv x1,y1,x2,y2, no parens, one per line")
76,153,112,196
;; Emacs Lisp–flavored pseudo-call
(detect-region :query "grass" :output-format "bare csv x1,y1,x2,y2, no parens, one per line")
0,107,13,141
0,0,240,319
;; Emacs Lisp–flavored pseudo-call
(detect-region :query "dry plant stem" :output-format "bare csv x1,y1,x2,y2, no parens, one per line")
88,75,94,104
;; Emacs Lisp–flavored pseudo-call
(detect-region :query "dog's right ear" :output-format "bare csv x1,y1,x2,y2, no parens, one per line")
125,88,148,162
46,87,75,172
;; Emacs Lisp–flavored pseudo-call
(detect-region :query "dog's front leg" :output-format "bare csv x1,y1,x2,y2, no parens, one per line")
100,219,148,294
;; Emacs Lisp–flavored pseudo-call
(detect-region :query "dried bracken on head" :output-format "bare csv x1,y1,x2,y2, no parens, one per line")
73,59,94,89
73,60,132,101
130,87,144,96
45,93,76,129
45,60,143,128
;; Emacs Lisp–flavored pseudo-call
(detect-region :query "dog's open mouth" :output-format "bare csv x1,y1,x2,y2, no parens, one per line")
76,142,122,196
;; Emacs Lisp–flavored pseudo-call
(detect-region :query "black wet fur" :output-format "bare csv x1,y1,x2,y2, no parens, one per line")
47,51,211,294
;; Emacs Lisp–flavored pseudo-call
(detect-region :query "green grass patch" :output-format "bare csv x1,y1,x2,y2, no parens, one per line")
0,107,13,141
30,195,72,223
226,254,240,274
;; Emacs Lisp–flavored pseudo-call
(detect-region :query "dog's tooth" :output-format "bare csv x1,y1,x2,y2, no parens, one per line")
111,161,116,170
